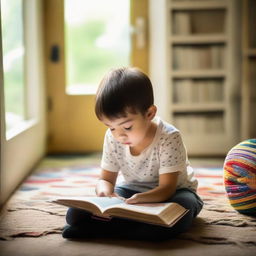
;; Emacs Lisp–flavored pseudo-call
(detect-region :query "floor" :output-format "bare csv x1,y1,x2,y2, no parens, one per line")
1,234,255,256
0,155,255,256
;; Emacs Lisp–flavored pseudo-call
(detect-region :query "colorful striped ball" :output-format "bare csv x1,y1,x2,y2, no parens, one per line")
223,139,256,215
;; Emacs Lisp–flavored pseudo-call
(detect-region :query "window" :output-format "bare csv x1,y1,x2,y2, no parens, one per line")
64,0,130,94
1,0,26,131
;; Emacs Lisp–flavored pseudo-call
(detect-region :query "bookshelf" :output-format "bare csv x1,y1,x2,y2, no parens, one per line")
150,0,241,156
241,0,256,140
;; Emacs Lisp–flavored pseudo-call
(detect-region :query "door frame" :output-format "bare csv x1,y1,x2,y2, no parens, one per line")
44,0,149,153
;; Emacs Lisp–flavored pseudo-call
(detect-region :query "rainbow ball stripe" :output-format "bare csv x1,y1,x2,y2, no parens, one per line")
223,139,256,215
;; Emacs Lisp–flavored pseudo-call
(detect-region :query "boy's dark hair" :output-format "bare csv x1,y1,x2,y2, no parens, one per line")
95,67,154,120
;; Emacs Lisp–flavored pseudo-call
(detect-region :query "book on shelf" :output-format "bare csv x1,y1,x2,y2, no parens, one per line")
51,196,189,227
173,10,225,36
173,12,191,35
193,10,225,35
249,0,256,48
174,113,224,135
173,45,224,70
174,114,189,133
173,79,223,104
205,114,224,134
173,79,192,103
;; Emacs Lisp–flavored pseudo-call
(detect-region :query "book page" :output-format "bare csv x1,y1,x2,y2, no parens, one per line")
106,202,172,215
86,197,125,212
51,196,125,214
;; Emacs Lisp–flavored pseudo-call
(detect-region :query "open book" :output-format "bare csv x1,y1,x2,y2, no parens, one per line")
52,196,189,227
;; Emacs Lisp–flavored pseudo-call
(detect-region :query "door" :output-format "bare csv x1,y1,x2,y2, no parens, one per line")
44,0,149,153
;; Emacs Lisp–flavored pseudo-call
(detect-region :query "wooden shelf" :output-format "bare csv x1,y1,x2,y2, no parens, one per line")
244,48,256,57
172,103,225,113
241,0,256,139
170,34,227,45
154,0,241,155
170,0,228,10
180,133,230,156
171,70,226,78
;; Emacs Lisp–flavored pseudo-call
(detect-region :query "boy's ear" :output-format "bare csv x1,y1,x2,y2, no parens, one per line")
146,105,157,120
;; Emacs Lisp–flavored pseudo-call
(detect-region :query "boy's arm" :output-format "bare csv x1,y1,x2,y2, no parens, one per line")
96,169,118,197
125,172,179,204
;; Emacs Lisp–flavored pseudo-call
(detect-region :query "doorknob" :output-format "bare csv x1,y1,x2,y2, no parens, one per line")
50,45,60,62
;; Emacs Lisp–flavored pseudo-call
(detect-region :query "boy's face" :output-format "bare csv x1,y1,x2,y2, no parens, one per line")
101,109,156,149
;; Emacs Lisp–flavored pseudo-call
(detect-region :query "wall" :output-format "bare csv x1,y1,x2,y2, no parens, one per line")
0,0,46,206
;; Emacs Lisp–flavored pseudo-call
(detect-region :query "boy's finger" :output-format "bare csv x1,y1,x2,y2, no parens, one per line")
125,197,135,204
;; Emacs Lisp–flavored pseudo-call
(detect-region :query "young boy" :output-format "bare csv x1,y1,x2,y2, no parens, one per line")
63,67,203,241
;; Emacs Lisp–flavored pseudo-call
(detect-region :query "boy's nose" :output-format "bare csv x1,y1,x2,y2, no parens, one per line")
118,133,127,140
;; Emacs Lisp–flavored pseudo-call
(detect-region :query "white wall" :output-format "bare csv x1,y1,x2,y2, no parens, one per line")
149,0,170,122
0,0,46,206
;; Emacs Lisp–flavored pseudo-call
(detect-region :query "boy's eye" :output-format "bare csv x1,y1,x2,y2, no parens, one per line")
124,126,132,131
110,128,115,131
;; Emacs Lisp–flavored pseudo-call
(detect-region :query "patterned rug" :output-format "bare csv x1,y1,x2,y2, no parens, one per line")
0,154,255,248
16,155,226,200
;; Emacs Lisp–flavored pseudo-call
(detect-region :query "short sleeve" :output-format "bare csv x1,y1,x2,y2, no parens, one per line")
158,131,187,175
101,130,120,172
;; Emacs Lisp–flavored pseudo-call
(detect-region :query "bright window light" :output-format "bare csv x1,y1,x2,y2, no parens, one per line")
64,0,130,94
1,0,26,131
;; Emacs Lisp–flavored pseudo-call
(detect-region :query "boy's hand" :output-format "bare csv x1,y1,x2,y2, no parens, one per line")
125,172,179,203
96,170,118,197
125,193,143,204
97,190,113,197
96,186,114,197
96,179,114,197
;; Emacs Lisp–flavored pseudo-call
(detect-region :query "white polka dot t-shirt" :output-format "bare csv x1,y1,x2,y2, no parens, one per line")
101,117,198,193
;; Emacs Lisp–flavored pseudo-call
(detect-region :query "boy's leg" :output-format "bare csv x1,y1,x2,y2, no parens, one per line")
63,209,140,239
62,187,140,238
65,207,92,226
116,188,204,241
63,188,203,240
158,188,204,238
